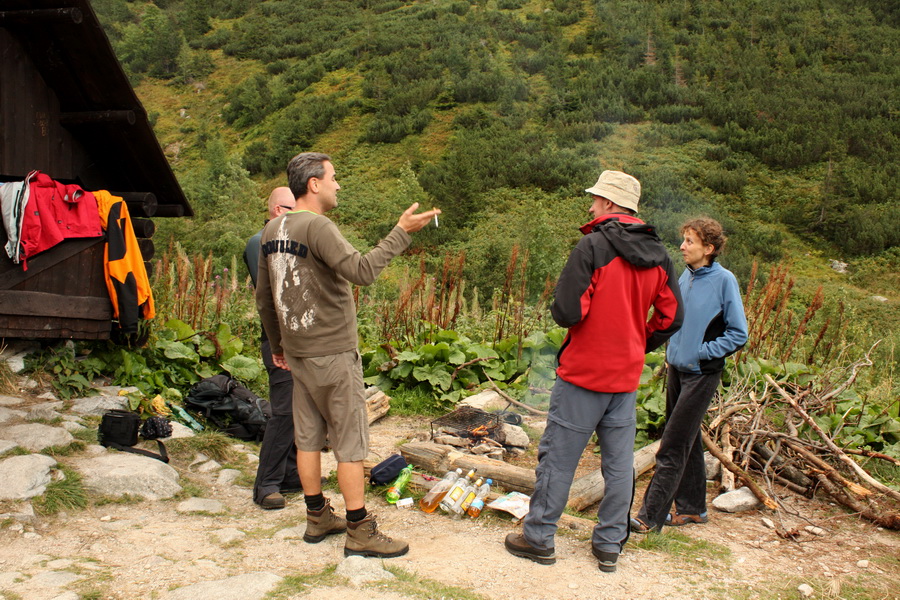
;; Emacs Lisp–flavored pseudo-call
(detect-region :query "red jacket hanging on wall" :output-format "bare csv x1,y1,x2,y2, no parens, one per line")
95,190,155,333
18,171,103,270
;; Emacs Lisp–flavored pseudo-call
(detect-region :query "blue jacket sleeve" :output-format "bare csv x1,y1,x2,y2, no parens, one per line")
699,270,748,361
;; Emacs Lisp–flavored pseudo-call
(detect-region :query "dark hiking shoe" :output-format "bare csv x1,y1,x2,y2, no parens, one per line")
667,512,708,526
592,547,618,573
258,492,286,510
504,533,556,565
344,515,409,558
303,499,347,543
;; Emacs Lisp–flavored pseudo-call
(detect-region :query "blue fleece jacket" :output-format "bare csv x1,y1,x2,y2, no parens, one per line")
666,261,748,374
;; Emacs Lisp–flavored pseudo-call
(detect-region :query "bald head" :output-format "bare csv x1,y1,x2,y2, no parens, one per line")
267,186,295,220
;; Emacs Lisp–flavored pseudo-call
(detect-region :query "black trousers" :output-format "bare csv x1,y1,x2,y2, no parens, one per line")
636,368,721,529
253,340,302,504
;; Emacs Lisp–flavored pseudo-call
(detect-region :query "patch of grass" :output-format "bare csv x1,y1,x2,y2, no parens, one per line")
165,431,238,463
0,355,16,395
1,446,28,458
628,529,731,567
71,427,98,444
381,565,491,600
268,565,343,598
173,476,207,500
387,388,447,416
1,590,24,600
43,440,86,457
33,465,88,516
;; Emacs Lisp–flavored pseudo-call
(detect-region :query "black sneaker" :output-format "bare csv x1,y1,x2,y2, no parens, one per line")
504,533,556,565
592,547,618,573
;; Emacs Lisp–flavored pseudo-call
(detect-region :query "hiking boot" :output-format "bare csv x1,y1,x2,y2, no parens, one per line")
344,515,409,558
258,492,286,510
592,547,618,573
303,499,347,543
504,533,556,565
667,512,708,526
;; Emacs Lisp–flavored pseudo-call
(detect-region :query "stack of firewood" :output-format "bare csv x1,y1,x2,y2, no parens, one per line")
702,347,900,530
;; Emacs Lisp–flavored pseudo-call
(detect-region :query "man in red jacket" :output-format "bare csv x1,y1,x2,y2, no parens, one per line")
505,170,683,573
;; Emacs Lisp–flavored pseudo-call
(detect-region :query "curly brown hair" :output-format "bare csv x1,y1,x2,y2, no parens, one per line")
681,218,727,261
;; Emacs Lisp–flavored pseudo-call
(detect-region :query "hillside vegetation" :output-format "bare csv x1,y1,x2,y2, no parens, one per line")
89,0,899,381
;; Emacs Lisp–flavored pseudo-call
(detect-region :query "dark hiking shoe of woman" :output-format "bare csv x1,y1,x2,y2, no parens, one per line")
258,492,286,510
629,517,655,534
592,547,619,573
668,512,708,526
504,533,556,565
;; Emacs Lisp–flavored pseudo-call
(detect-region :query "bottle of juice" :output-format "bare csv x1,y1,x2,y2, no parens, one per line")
456,477,484,516
466,478,493,518
439,469,476,513
419,468,462,513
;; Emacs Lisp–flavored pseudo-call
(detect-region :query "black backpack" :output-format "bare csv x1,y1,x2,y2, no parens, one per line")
184,374,271,441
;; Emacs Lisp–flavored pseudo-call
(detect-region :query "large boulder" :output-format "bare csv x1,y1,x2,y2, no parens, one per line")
0,454,58,500
73,452,181,500
0,423,73,451
162,572,282,600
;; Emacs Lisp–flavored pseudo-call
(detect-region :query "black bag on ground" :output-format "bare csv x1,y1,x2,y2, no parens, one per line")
369,454,407,485
184,374,270,441
98,410,170,463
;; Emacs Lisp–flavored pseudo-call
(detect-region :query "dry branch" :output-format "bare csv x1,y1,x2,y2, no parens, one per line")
702,430,778,510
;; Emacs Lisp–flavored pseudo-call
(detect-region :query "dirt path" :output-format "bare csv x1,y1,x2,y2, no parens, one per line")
2,414,898,600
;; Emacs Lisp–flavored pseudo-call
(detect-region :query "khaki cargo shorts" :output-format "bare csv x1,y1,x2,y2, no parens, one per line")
285,349,368,462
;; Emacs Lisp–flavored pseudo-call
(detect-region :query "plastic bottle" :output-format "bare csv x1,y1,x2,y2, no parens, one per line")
466,478,492,518
386,464,414,504
419,468,462,513
456,477,484,516
439,469,476,513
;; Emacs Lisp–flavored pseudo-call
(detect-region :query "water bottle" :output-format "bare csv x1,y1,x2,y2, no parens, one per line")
419,468,462,513
439,469,476,513
386,464,414,504
456,477,484,516
466,478,492,518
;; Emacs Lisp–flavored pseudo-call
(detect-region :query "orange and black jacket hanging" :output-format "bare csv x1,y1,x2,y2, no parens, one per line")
95,190,155,333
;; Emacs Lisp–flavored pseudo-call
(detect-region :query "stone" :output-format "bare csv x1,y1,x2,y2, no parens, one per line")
829,260,848,274
176,498,226,514
27,570,80,588
433,435,468,447
70,395,128,416
73,453,181,500
459,390,507,412
0,454,58,500
798,583,814,597
761,517,776,529
711,486,761,513
61,421,88,433
704,452,721,479
0,407,26,424
0,439,17,454
857,559,869,568
0,423,73,451
0,395,24,407
217,469,241,485
50,593,80,600
0,341,40,373
167,422,196,439
870,295,888,303
213,528,246,544
0,502,35,522
805,525,825,536
497,423,530,448
335,555,396,586
163,572,282,600
27,405,62,421
272,526,305,540
197,460,222,473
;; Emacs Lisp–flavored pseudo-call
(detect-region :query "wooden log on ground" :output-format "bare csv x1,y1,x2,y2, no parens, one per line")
400,441,536,493
366,390,390,424
566,440,662,512
721,422,736,492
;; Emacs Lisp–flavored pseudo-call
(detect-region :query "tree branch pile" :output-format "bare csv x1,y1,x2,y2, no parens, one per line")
703,344,900,530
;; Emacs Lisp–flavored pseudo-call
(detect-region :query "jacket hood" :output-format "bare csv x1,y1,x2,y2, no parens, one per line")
581,214,669,269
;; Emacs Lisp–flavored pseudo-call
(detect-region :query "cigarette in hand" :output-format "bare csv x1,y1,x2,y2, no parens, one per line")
433,209,439,228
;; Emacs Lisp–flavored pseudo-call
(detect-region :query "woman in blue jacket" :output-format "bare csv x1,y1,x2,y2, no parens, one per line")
631,218,748,532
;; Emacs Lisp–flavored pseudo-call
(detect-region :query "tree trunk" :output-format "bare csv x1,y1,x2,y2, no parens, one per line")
566,440,662,512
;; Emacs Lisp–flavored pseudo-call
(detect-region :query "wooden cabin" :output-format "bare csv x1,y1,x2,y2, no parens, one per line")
0,0,192,340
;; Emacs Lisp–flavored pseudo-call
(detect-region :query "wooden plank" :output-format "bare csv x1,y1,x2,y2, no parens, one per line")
0,238,102,289
0,290,112,320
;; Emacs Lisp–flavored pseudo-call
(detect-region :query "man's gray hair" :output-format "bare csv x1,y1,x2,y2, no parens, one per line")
287,152,331,198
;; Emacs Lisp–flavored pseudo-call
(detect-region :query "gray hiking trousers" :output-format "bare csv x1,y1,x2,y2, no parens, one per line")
523,378,636,554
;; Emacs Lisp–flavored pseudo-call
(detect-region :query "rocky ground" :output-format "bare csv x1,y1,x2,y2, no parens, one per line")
0,348,898,600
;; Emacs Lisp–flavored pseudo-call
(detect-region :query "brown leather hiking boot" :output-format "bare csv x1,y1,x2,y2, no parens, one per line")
343,515,409,558
303,499,347,543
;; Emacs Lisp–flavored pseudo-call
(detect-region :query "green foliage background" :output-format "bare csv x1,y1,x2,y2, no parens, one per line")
87,0,899,387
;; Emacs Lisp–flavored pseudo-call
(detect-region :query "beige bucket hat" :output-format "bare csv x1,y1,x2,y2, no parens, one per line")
585,170,641,212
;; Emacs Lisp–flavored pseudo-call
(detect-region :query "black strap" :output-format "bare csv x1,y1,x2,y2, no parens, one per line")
107,440,169,463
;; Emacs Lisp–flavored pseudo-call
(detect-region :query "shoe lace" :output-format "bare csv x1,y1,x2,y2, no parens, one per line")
366,518,393,542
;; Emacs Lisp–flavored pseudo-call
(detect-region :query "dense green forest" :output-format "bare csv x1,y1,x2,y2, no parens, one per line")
90,0,899,370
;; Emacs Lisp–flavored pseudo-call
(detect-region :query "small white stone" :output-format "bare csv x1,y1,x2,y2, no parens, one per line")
761,517,775,529
804,525,825,536
568,583,578,590
100,515,112,522
798,583,814,597
857,560,869,568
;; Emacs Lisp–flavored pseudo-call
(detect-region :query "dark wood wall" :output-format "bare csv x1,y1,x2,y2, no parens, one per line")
0,29,85,181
